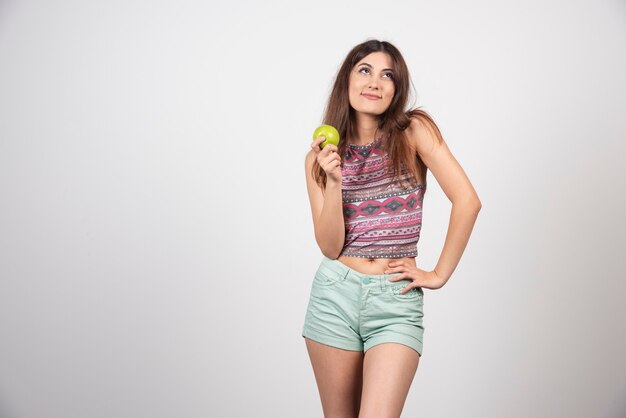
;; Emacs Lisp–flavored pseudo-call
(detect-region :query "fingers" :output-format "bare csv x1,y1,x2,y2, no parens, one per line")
311,137,340,171
385,262,417,293
386,274,419,294
386,273,405,282
384,260,408,274
311,136,339,155
388,277,420,294
320,160,341,171
310,136,325,153
399,285,416,295
319,150,341,167
310,139,319,151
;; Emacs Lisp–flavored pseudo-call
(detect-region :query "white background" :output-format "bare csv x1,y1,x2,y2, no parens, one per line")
1,0,625,417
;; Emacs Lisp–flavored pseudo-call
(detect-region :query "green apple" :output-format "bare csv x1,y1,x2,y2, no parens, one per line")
313,124,340,149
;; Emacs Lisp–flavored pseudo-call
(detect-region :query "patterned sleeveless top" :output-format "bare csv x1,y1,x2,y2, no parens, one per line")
338,133,426,259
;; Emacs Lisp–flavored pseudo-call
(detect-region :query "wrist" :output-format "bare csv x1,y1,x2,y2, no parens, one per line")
431,269,449,288
326,179,342,188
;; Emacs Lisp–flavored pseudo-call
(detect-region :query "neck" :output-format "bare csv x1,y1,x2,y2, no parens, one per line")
351,115,379,145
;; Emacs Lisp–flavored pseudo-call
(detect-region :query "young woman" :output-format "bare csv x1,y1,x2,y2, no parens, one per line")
301,39,482,418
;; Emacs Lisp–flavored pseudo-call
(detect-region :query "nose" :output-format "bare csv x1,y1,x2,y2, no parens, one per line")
368,80,379,90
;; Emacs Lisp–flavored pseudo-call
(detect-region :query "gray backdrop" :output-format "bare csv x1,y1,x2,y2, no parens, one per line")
1,0,625,417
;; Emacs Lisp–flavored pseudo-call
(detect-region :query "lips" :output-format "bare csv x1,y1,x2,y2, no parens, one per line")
362,93,381,100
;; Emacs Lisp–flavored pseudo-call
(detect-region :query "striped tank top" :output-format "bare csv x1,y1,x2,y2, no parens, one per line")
338,133,426,259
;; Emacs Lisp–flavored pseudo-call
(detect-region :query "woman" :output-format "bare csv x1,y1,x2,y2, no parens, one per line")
301,39,482,418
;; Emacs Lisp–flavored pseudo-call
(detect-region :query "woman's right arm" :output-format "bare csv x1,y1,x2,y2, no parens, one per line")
304,143,345,259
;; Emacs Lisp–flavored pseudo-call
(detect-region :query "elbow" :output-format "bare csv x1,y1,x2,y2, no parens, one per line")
315,228,345,260
473,199,482,213
320,244,343,260
321,249,340,260
317,239,344,260
469,200,482,216
455,197,482,216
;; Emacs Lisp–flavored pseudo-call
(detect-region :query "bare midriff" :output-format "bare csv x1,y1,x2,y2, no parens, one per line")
337,255,417,276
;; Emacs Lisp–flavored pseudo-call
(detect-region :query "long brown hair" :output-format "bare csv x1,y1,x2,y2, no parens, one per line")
312,39,444,191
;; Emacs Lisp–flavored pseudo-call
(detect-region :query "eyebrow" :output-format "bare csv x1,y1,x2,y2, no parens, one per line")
357,62,394,72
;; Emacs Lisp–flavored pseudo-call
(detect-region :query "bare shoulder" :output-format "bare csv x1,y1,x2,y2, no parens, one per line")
406,113,444,157
406,113,481,207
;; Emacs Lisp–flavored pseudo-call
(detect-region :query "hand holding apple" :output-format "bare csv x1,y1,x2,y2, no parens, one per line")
311,124,342,184
312,124,340,149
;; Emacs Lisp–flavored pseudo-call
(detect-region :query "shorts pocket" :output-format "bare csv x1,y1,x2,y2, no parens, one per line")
388,280,423,302
313,265,347,287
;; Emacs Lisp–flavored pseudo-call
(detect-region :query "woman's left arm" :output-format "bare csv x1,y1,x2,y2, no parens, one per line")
407,115,482,288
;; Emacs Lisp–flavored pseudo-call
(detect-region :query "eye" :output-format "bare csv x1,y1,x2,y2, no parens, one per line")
358,67,394,80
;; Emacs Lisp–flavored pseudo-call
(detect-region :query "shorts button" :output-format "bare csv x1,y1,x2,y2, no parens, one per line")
363,277,371,284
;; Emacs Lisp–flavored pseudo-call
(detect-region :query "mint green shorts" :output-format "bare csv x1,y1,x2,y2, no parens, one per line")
302,256,425,356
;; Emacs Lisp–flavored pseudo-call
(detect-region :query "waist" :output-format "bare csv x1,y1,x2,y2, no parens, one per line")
336,255,417,276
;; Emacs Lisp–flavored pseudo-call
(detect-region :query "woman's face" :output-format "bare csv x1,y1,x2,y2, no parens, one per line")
348,51,395,116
